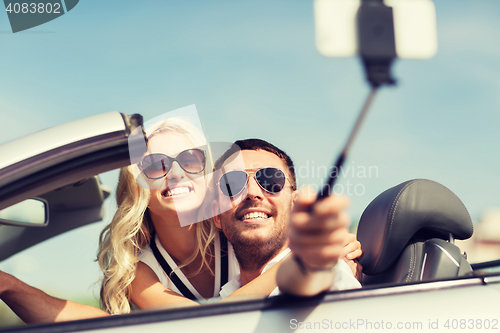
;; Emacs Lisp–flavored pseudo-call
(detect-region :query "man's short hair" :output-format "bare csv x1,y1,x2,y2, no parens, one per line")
214,138,297,190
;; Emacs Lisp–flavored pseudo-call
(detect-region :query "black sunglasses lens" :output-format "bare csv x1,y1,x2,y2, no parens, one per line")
255,168,286,193
177,149,206,174
219,171,248,197
142,154,170,179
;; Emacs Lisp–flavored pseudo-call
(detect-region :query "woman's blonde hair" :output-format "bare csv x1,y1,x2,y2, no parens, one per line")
97,117,217,314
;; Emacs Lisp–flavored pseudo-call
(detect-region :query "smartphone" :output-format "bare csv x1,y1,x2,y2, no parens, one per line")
314,0,438,59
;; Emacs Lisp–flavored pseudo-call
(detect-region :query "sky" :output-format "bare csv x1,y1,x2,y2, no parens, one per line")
1,0,500,309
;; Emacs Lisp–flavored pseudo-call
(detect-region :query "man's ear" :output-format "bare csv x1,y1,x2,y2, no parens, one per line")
291,188,299,210
211,200,222,229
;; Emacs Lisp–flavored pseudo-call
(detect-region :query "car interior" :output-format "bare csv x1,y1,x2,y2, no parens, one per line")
357,179,474,285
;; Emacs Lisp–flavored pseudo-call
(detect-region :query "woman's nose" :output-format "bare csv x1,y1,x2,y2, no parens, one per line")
166,161,185,181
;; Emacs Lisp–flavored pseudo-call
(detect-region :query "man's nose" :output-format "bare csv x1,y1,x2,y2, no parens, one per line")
245,175,263,200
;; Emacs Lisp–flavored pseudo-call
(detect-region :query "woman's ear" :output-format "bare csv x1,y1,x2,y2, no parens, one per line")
211,200,222,229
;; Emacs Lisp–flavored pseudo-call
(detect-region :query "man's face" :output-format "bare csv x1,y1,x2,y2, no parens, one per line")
213,149,296,269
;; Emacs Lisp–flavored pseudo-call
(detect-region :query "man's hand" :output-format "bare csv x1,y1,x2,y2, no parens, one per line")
276,186,353,296
289,186,351,271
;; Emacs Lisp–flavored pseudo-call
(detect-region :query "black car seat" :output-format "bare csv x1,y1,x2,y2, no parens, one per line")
357,179,474,285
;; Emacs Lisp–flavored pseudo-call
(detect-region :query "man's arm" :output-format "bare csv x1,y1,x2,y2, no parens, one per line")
276,187,352,296
224,231,362,299
0,270,108,323
132,260,281,306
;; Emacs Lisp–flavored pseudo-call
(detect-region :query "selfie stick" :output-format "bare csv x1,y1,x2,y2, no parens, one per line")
316,87,378,201
316,0,397,201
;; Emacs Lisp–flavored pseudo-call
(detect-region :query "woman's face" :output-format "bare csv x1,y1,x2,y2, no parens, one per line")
145,132,207,226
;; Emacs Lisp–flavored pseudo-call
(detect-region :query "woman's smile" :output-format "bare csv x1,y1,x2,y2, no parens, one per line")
162,185,194,199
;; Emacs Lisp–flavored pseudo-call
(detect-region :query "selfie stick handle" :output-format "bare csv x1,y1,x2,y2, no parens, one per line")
316,87,378,201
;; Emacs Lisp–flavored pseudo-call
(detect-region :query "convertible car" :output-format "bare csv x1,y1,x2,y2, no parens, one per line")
0,111,499,332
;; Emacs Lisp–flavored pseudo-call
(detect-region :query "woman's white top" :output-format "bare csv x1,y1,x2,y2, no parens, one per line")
138,232,240,300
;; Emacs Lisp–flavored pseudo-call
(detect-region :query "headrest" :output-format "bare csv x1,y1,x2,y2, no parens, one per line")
357,179,473,276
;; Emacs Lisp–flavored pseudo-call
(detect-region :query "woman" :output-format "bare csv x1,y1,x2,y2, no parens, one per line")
98,117,235,314
0,117,239,322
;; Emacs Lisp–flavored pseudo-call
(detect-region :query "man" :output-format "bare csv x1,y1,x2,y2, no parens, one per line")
211,139,361,298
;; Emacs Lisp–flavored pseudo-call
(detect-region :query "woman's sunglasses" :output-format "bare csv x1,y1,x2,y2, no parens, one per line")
140,148,206,179
217,167,295,197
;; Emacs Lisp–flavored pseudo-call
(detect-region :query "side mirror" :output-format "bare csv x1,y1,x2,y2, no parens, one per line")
0,198,49,227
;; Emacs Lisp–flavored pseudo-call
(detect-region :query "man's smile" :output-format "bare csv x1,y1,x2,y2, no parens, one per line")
236,206,275,224
241,212,269,220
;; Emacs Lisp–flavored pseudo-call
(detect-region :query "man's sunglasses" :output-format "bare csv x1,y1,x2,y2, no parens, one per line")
217,167,295,197
140,148,206,179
